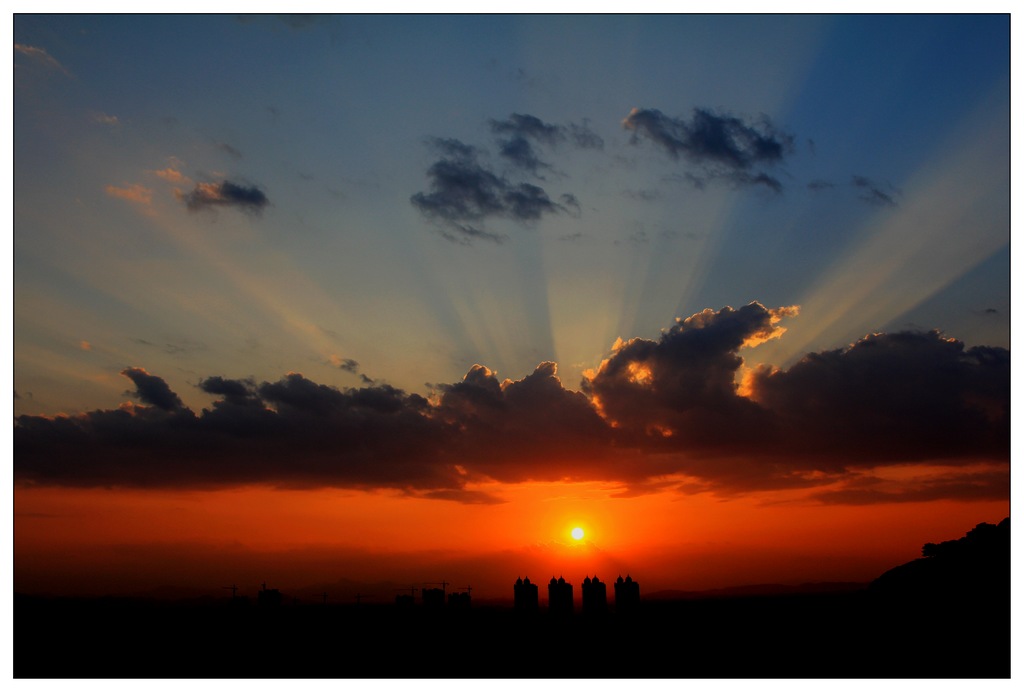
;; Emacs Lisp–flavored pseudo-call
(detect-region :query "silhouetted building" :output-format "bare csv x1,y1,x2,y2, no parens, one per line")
514,576,539,612
548,576,574,615
448,590,471,609
422,587,446,608
582,575,608,614
258,583,282,607
614,575,640,613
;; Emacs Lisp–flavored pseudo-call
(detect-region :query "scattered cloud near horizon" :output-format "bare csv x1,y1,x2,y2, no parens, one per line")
15,303,1008,504
179,180,269,213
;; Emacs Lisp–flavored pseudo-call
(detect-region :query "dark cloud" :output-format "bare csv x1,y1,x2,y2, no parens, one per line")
410,137,570,243
746,330,1008,462
582,303,795,453
121,367,185,412
623,107,792,171
808,469,1010,505
732,171,783,193
219,142,243,159
181,180,269,213
490,115,602,176
624,107,793,192
496,135,549,175
851,175,899,207
433,362,615,483
412,114,599,242
440,223,506,246
490,113,563,145
489,114,604,174
15,309,1008,503
569,120,604,150
559,193,581,217
198,376,260,407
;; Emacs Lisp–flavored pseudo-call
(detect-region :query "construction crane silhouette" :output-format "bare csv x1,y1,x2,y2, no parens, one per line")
447,585,473,608
222,584,238,599
321,592,328,605
354,593,374,605
422,580,449,594
394,586,418,607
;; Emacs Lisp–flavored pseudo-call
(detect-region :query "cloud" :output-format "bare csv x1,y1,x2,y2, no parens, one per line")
582,303,798,452
623,107,793,190
489,113,604,175
410,137,570,242
745,330,1009,462
808,468,1010,505
180,180,269,213
490,113,564,146
121,367,186,412
569,120,604,150
150,168,191,185
559,193,581,217
15,308,1008,503
91,112,120,126
105,184,153,206
623,189,662,202
14,44,72,76
329,356,360,374
219,142,243,159
851,175,900,207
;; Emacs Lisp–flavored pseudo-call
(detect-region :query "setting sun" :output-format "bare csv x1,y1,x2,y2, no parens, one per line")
571,527,584,541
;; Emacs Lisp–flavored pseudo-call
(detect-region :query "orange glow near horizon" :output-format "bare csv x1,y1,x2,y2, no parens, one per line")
13,464,1009,600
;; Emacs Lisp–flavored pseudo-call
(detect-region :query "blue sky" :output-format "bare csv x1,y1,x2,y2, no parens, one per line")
13,13,1009,416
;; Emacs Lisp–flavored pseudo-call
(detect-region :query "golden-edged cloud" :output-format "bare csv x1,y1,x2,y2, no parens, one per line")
15,304,1008,504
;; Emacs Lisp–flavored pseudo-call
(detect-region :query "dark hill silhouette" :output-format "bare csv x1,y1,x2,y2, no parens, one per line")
869,517,1009,601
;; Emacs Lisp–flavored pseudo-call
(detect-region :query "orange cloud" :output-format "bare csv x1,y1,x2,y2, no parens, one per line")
105,183,153,206
151,167,191,185
742,305,800,348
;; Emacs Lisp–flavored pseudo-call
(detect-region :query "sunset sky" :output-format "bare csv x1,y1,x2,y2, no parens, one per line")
10,13,1010,601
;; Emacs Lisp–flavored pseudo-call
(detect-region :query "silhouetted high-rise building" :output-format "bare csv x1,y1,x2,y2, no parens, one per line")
257,582,282,607
548,576,573,615
422,587,446,608
448,590,471,609
514,577,539,612
582,575,607,614
614,574,640,613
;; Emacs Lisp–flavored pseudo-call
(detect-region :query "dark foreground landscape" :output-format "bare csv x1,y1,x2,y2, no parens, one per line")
16,519,1009,678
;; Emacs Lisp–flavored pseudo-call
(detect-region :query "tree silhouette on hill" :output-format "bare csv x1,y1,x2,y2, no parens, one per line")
869,517,1009,601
